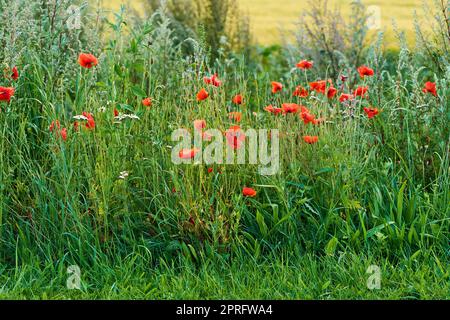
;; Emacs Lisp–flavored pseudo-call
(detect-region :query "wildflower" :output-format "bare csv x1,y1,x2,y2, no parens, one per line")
82,112,95,129
242,187,257,197
207,167,214,174
309,80,332,94
49,121,67,141
225,125,246,149
232,94,243,105
78,53,98,69
73,121,79,131
142,97,152,107
303,135,318,144
0,86,15,102
282,103,300,114
327,86,338,99
422,82,437,96
296,60,314,70
293,86,308,98
357,65,374,78
363,107,379,119
114,114,140,122
203,74,222,87
118,171,129,179
271,81,283,94
114,108,119,117
194,119,206,131
197,88,209,101
300,110,316,125
228,111,242,123
49,120,60,132
339,93,353,103
60,128,68,141
11,66,19,80
354,86,368,97
179,148,200,159
264,105,283,115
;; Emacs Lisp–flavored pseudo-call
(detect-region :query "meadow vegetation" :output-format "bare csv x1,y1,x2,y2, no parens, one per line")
0,0,448,299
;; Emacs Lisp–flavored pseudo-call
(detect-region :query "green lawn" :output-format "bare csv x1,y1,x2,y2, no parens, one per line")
2,252,448,299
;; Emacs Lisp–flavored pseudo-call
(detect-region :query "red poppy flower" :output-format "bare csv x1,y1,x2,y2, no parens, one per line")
303,135,318,144
78,53,98,69
0,86,14,102
422,82,437,96
142,97,152,107
264,105,283,115
242,187,257,197
282,103,300,114
11,66,19,80
296,60,314,70
179,148,200,159
228,111,242,123
225,125,246,149
232,94,243,105
271,81,283,94
354,86,368,97
309,79,332,94
207,167,214,173
300,110,316,125
339,93,353,103
196,88,209,101
357,65,374,78
82,112,95,129
60,128,68,141
203,74,222,87
114,108,119,117
73,121,79,132
363,107,379,119
327,86,338,99
194,119,206,131
293,86,308,98
49,120,60,132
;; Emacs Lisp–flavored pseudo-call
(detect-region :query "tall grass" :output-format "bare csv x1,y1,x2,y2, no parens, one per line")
0,0,448,299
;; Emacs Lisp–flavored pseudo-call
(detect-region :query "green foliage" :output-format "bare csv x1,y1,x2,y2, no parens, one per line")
143,0,251,61
0,0,448,299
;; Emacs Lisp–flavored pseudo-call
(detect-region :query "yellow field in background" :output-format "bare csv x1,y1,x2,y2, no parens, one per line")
103,0,428,47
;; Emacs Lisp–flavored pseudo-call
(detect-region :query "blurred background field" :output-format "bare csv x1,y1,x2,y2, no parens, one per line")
102,0,426,47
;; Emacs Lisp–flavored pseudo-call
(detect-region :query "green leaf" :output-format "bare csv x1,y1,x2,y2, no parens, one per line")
117,103,134,113
314,167,335,175
366,221,395,239
131,86,146,97
256,211,268,237
114,64,124,78
325,237,338,256
397,180,407,224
